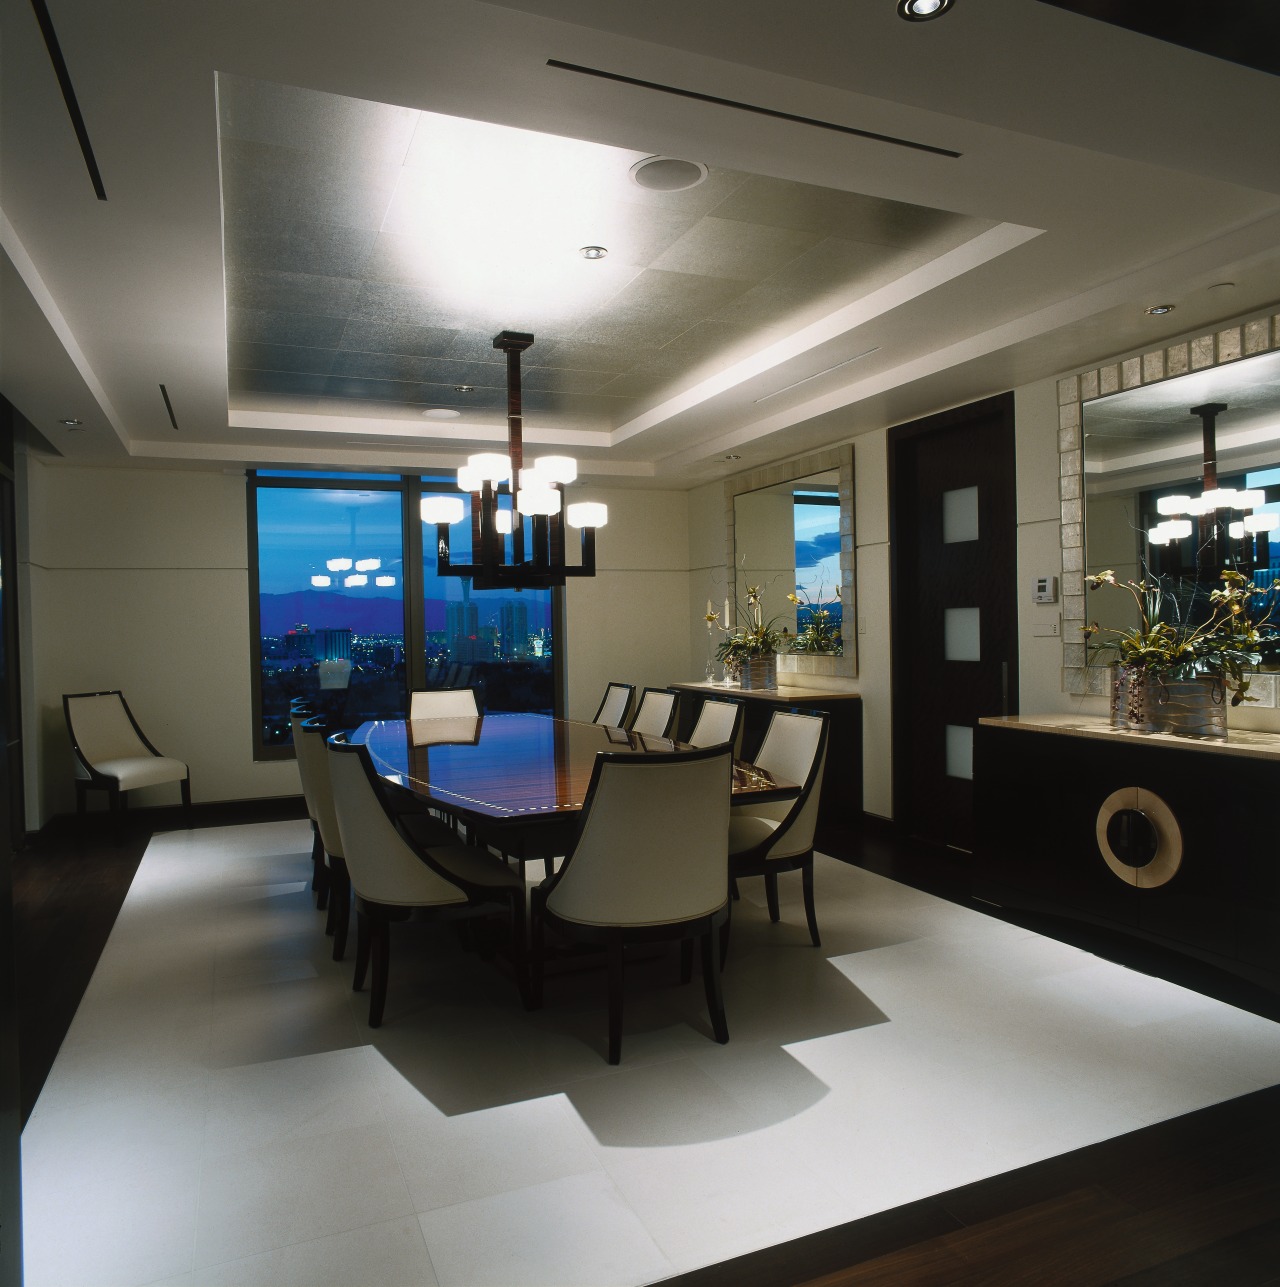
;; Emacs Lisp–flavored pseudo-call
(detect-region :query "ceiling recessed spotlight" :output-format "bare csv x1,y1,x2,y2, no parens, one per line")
1145,304,1176,316
59,418,83,427
723,454,742,462
453,385,475,393
422,408,461,420
579,245,608,260
629,156,708,192
898,0,953,20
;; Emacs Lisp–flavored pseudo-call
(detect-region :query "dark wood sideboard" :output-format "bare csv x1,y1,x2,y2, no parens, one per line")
668,682,862,832
974,715,1280,991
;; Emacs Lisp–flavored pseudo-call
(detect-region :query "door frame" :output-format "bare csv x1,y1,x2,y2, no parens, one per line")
887,392,1019,835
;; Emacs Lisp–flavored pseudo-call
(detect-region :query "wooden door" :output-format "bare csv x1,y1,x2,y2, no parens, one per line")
890,393,1018,852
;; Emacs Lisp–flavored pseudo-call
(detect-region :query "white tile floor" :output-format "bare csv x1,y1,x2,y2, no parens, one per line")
21,820,1280,1287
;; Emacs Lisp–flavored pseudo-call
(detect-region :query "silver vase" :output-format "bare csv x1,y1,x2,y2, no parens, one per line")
1153,675,1227,740
740,654,778,691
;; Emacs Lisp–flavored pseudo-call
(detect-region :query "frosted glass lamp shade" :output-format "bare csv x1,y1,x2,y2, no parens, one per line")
421,495,466,525
1236,490,1266,509
355,558,381,572
1157,495,1192,516
311,575,331,587
495,510,514,534
1165,520,1193,539
516,485,561,516
1201,487,1238,509
566,501,608,528
533,455,577,484
1148,527,1172,546
375,575,396,586
344,573,368,587
456,465,482,493
326,557,353,572
1229,521,1247,539
468,453,511,484
1245,512,1279,533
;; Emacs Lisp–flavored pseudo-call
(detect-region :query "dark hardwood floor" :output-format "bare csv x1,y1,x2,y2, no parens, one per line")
13,805,1280,1285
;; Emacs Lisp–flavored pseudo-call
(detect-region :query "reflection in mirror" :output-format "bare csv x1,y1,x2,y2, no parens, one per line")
1083,347,1280,645
734,472,843,655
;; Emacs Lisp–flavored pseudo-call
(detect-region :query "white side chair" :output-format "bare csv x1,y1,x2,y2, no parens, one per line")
591,682,634,728
687,697,744,750
727,710,829,950
409,687,480,720
298,717,353,959
63,690,190,817
327,732,527,1027
628,688,678,739
289,702,327,905
531,743,733,1065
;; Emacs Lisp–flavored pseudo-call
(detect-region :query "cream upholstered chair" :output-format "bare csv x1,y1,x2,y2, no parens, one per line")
591,682,634,728
727,710,829,949
326,732,527,1027
298,717,353,958
628,687,678,739
531,743,733,1065
409,686,479,720
289,702,327,906
63,690,190,816
687,697,744,750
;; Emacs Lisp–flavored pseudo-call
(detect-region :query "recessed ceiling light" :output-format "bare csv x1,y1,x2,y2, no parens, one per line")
453,385,475,393
422,408,461,420
59,418,83,427
629,156,708,192
579,245,608,260
1145,304,1176,316
723,454,742,462
898,0,953,20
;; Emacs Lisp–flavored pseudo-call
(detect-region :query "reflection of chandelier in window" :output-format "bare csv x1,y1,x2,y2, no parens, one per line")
1147,402,1278,573
310,556,396,589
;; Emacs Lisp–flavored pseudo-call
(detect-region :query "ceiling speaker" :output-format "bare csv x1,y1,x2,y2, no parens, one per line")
629,156,708,192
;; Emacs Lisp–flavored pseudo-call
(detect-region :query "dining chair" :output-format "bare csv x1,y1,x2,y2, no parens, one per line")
531,743,734,1065
628,687,678,739
726,709,829,951
687,697,744,750
409,686,480,720
591,681,635,728
298,716,354,959
327,732,528,1027
63,690,191,817
289,701,327,906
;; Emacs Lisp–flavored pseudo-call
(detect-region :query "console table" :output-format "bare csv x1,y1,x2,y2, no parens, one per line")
668,682,862,831
974,714,1280,990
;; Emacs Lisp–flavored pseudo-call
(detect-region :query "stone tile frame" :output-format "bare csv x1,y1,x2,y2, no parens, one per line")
1058,308,1280,695
723,445,857,678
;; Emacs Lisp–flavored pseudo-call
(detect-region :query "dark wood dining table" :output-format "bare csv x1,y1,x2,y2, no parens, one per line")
352,712,798,834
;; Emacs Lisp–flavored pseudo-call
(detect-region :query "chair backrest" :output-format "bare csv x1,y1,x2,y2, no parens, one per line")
629,688,677,738
688,698,743,749
409,687,479,720
64,691,157,770
326,734,467,908
290,706,318,818
299,718,343,858
592,682,634,727
752,710,829,857
547,745,732,927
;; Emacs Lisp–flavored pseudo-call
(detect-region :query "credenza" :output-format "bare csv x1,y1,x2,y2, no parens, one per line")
974,714,1280,990
668,681,862,832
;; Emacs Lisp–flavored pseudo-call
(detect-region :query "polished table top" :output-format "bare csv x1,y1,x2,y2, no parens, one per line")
354,713,797,823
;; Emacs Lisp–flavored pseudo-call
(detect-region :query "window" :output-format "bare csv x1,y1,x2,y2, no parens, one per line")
792,487,843,652
249,473,558,757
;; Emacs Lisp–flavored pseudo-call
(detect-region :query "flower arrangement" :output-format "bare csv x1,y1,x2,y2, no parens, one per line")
786,586,842,655
1083,568,1279,704
703,585,787,672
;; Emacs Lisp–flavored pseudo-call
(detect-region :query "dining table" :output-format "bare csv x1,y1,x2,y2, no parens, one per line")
352,711,799,837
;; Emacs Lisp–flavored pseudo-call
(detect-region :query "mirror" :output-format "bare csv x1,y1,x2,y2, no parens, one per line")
1083,346,1280,637
724,445,856,677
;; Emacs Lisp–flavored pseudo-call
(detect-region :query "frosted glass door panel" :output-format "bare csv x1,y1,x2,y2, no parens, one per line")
943,486,979,544
944,606,981,661
946,725,974,780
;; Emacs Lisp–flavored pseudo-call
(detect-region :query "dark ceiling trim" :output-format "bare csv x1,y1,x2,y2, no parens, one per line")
1035,1,1280,79
546,59,962,159
28,0,107,200
159,384,179,431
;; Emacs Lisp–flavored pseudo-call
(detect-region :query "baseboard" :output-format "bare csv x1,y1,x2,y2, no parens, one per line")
28,794,308,846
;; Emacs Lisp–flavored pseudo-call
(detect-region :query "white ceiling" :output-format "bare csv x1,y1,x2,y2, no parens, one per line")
3,0,1280,487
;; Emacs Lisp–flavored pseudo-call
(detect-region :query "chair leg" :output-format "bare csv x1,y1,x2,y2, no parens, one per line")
369,917,391,1028
332,860,351,962
720,896,732,970
75,782,87,816
353,909,371,992
180,776,192,817
765,871,780,924
323,862,338,936
802,857,821,947
606,940,624,1066
509,892,534,1010
680,938,693,984
701,925,729,1045
530,897,545,1010
729,875,740,901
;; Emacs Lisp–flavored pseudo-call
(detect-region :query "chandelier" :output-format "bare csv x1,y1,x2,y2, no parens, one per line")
419,331,608,591
1147,401,1277,570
